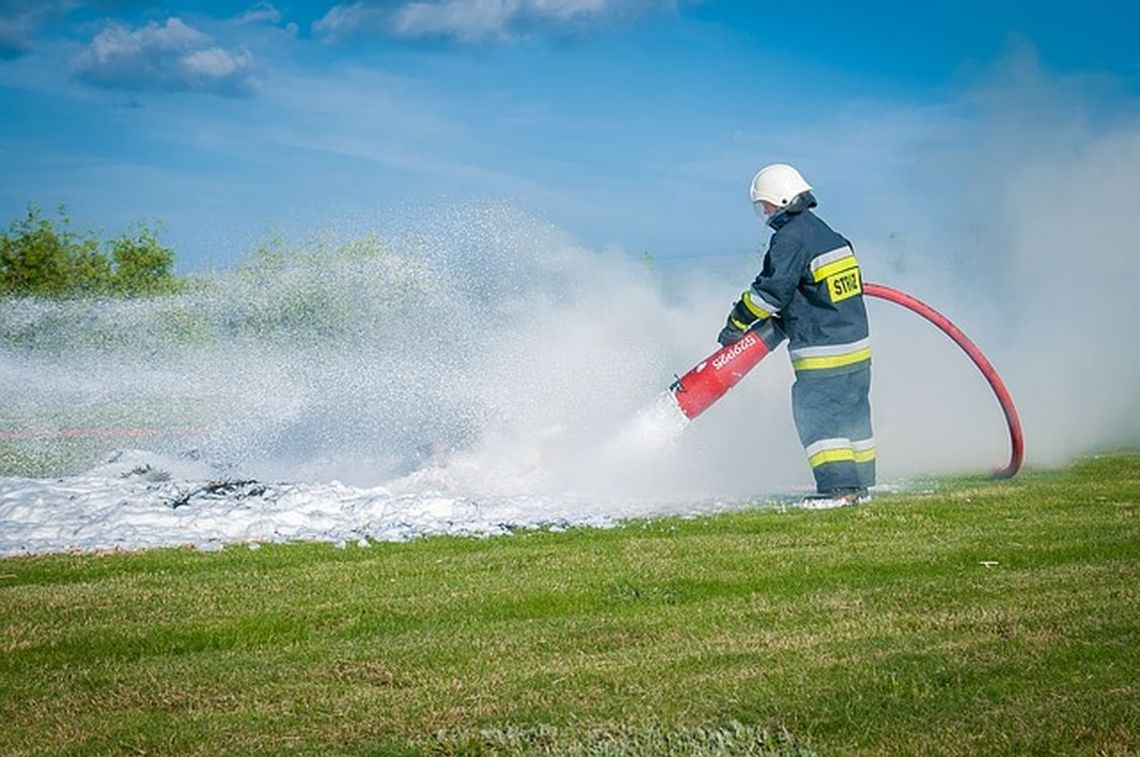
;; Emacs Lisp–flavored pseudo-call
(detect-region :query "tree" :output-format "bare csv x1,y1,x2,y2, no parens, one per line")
70,234,114,295
109,222,179,296
0,205,78,296
0,205,180,298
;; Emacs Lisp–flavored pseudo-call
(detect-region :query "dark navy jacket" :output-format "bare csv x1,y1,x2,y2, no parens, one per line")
746,205,870,376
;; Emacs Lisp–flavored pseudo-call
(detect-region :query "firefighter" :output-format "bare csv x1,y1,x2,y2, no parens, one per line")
718,164,874,508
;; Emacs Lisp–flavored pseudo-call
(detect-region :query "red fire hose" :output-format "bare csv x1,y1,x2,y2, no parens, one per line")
863,283,1023,478
670,282,1024,479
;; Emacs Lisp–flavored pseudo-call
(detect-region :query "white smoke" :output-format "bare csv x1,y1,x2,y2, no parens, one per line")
821,52,1140,477
1001,126,1140,461
5,53,1138,507
0,203,805,504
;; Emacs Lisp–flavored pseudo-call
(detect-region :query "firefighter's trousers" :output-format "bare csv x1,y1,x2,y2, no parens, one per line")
791,364,875,494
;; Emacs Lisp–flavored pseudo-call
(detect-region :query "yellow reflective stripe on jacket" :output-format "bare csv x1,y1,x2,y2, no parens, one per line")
791,346,872,372
812,254,859,283
809,246,858,283
730,316,751,331
741,290,771,319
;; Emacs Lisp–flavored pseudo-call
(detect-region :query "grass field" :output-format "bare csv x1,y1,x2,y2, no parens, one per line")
2,455,1138,755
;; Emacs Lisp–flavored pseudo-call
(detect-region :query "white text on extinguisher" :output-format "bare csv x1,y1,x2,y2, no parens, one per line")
712,333,758,371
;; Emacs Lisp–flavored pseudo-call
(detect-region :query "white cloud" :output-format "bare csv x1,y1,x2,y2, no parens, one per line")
73,17,260,97
183,46,254,80
393,0,518,41
395,0,654,41
312,2,388,43
314,0,676,43
235,2,284,25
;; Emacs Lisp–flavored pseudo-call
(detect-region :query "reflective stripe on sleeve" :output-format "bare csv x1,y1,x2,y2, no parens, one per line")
744,287,780,318
810,246,858,282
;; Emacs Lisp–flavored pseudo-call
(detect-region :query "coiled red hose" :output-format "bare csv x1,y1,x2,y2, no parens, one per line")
864,283,1024,479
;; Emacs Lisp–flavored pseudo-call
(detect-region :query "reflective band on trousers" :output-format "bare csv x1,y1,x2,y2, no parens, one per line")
805,438,854,468
806,437,875,468
852,437,876,463
789,338,872,371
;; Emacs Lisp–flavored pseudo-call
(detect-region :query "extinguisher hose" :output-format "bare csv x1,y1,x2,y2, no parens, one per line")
864,282,1024,479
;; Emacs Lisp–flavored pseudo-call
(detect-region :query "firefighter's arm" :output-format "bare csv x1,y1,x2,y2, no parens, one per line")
718,234,803,346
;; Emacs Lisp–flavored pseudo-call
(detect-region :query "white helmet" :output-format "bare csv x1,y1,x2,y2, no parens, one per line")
749,163,812,208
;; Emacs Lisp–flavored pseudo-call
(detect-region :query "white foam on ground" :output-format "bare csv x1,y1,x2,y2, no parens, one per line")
0,447,772,557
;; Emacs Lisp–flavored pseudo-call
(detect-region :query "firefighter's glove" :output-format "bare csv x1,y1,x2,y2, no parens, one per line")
717,297,761,347
717,317,746,347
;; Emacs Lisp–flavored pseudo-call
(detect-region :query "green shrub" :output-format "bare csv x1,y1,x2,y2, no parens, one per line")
0,205,180,298
109,221,179,296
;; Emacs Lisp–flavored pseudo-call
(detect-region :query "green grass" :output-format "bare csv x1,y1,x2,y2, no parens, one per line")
2,456,1138,755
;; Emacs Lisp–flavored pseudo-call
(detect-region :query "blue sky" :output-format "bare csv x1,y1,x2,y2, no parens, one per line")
1,0,1138,272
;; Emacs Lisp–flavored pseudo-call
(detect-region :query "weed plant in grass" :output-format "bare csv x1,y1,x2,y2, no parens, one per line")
1,455,1138,755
